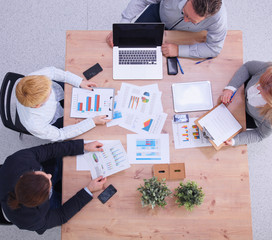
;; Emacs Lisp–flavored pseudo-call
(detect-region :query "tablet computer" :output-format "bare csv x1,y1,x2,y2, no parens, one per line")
172,81,213,112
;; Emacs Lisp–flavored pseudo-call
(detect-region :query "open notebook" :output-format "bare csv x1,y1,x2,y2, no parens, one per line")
194,103,242,150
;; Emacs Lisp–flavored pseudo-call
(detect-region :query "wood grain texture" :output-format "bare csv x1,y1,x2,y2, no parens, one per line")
62,30,252,240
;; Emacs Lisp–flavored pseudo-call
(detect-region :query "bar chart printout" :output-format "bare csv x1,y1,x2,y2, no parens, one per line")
172,118,211,149
77,95,101,112
127,134,170,164
71,87,114,118
136,139,161,161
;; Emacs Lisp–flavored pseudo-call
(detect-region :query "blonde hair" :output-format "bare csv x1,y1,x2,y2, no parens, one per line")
16,75,52,107
258,66,272,124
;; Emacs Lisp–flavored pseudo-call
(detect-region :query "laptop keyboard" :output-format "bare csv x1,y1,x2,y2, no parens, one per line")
119,50,157,65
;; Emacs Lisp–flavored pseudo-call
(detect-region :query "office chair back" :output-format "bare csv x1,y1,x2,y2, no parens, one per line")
0,165,13,225
0,72,31,135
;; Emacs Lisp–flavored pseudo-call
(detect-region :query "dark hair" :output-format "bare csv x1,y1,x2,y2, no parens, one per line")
8,172,50,209
191,0,222,17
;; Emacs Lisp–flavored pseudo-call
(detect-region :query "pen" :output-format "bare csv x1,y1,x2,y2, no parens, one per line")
229,90,237,102
176,57,184,74
225,90,237,106
195,57,213,64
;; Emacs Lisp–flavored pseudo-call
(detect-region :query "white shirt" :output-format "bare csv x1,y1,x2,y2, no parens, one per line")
247,84,267,107
16,67,95,142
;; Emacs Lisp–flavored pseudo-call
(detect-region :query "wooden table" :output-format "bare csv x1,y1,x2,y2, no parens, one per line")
62,30,252,240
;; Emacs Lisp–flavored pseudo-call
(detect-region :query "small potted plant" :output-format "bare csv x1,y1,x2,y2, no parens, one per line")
137,177,172,209
174,181,204,211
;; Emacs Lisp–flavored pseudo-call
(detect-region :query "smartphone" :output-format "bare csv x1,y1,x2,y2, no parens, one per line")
98,184,117,204
173,114,189,123
167,57,178,75
83,63,103,80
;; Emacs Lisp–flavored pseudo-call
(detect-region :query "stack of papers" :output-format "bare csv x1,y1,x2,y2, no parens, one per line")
107,83,167,134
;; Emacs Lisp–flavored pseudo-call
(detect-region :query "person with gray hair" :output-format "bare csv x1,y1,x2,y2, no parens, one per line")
106,0,227,58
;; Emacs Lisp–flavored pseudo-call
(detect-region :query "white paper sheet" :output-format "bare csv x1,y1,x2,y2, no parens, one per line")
76,140,130,178
127,134,170,164
70,87,114,119
106,94,123,127
118,83,163,115
107,83,167,134
172,118,211,149
198,104,242,146
121,112,167,134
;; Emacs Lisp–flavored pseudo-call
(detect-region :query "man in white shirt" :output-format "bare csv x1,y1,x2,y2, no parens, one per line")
106,0,227,58
16,67,110,142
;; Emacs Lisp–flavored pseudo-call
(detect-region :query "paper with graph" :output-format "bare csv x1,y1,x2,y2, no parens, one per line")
118,83,163,115
107,83,167,134
76,140,130,178
122,112,167,134
127,134,169,164
172,118,211,149
70,87,114,119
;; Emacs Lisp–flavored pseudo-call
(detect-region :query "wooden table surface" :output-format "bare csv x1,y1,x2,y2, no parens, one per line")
62,30,252,240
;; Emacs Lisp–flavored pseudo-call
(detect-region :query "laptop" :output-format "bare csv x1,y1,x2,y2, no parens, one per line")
113,23,164,80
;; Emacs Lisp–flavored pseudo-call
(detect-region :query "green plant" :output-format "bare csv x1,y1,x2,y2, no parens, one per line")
174,181,204,211
137,177,172,209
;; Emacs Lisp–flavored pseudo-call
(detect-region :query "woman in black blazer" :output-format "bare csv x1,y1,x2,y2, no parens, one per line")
0,139,106,234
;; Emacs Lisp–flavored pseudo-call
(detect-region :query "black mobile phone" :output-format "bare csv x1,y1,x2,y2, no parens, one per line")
167,57,178,75
83,63,103,80
98,184,117,204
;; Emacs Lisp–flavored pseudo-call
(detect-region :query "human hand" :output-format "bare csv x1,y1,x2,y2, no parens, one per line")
224,139,234,146
80,80,97,91
221,89,234,104
161,43,178,57
106,32,114,48
93,115,111,125
84,141,104,152
87,176,107,193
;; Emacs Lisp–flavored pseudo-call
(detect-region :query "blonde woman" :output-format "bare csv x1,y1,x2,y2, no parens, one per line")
16,67,110,141
221,61,272,146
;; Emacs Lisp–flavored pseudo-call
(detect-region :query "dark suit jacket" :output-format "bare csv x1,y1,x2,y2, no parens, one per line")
0,139,93,234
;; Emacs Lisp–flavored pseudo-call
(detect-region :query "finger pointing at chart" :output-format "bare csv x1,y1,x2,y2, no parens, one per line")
84,141,104,152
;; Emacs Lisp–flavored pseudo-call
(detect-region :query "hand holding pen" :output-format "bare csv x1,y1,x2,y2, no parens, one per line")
221,89,236,105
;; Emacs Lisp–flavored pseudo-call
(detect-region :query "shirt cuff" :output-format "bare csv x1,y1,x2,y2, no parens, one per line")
231,138,235,146
224,86,237,92
65,71,83,87
120,18,131,23
178,45,190,58
84,187,93,197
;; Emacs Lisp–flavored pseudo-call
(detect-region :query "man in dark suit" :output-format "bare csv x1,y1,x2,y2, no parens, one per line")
0,139,106,234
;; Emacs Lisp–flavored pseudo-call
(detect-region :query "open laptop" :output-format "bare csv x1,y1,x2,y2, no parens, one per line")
113,23,164,80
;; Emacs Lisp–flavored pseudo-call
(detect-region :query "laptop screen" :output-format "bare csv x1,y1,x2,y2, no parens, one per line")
113,23,164,47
